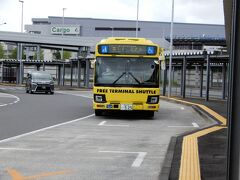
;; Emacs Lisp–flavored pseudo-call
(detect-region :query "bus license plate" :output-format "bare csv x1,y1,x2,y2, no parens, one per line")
120,104,133,111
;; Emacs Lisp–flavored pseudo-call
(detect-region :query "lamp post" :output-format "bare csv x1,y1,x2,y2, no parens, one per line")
19,0,24,84
61,8,66,60
168,0,174,97
136,0,139,37
19,0,24,32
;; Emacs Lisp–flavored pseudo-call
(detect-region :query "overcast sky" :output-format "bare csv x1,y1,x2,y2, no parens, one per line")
0,0,224,32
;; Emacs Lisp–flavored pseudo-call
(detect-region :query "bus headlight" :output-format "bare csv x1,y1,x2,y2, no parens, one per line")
94,94,106,103
147,95,159,104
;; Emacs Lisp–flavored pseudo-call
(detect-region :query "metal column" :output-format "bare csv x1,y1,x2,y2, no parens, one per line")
210,68,214,87
1,62,4,83
62,63,65,86
222,63,226,99
85,60,90,88
205,54,210,101
70,61,73,87
42,61,45,71
163,68,167,96
26,47,30,60
77,59,81,88
200,64,204,97
227,0,240,179
195,65,198,87
57,65,61,86
17,43,20,60
172,66,175,84
36,65,40,71
17,43,23,84
77,47,83,88
180,59,184,96
37,45,40,60
182,56,186,98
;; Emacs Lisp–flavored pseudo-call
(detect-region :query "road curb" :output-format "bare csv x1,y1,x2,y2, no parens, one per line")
159,96,227,180
192,105,221,125
159,136,177,180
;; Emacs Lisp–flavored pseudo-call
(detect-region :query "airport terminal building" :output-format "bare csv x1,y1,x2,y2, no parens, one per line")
25,17,226,52
25,16,225,39
23,17,226,60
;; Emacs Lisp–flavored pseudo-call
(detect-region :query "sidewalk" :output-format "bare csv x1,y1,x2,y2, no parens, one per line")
168,97,227,180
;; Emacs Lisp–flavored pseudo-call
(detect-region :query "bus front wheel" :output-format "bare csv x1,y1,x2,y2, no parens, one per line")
95,110,103,116
146,111,154,118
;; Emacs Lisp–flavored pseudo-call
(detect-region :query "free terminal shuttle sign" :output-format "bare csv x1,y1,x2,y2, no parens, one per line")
51,26,80,35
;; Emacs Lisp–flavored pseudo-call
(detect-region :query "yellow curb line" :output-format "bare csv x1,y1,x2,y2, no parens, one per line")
179,126,226,180
160,96,226,126
160,96,227,180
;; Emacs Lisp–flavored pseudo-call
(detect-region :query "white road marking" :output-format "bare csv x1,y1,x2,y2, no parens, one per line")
98,121,106,126
180,107,185,110
98,121,129,127
57,91,93,99
168,122,199,128
99,150,147,167
0,114,95,144
132,152,147,167
0,93,20,107
192,122,200,128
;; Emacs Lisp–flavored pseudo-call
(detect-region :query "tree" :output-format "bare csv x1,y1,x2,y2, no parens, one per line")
9,48,17,59
33,49,44,60
53,50,72,60
53,50,61,59
0,44,4,58
9,48,26,59
63,51,72,60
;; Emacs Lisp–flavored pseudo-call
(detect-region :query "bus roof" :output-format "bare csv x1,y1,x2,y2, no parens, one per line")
98,37,158,46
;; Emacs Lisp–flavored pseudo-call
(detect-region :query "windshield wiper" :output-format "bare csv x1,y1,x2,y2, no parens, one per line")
112,72,126,84
128,72,141,84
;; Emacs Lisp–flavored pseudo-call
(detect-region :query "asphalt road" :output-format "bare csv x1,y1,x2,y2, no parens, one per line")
0,86,214,180
0,88,93,140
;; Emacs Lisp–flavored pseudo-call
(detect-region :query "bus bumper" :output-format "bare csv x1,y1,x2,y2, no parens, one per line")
93,102,159,111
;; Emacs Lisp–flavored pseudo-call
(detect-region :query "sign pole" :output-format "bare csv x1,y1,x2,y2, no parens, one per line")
168,0,174,97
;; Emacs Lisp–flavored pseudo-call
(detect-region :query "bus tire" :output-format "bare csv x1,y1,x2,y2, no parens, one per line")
147,111,154,118
95,110,103,116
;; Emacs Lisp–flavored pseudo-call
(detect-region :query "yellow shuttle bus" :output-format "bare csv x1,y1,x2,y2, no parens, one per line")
93,37,164,117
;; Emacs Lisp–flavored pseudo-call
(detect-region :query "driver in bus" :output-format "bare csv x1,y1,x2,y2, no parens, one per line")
102,66,114,76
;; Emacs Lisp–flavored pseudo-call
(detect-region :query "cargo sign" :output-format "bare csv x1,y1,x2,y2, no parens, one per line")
51,26,80,35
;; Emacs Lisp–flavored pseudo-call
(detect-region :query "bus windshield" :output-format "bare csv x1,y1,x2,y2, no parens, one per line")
95,57,159,87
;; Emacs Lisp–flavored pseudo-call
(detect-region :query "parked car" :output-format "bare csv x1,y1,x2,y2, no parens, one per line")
26,71,54,94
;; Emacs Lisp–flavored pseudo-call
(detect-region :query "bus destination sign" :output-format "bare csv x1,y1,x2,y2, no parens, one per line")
99,45,157,55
